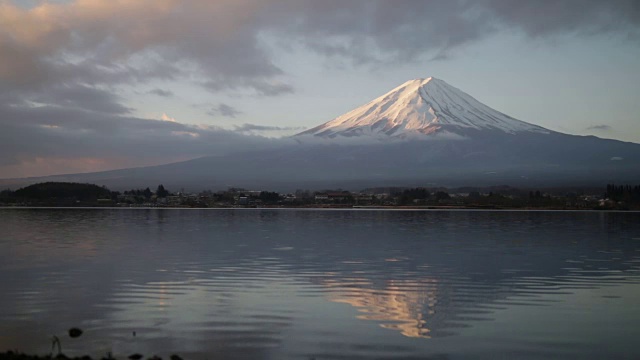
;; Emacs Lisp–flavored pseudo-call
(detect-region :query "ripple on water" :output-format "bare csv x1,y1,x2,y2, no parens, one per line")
0,209,639,359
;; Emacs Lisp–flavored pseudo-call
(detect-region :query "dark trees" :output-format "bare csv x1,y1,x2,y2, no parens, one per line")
156,184,169,198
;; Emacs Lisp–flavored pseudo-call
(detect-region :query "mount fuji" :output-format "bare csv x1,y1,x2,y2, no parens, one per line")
3,77,640,191
298,77,549,140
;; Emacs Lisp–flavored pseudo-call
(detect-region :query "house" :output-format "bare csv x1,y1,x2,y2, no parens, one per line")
314,193,329,201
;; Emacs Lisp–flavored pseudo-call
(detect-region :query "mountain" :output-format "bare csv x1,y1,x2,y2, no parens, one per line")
3,77,640,191
298,77,549,139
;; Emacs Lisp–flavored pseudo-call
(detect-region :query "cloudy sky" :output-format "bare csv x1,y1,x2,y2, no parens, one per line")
1,0,639,178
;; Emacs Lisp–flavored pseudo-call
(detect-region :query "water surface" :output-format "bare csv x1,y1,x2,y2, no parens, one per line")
1,209,639,359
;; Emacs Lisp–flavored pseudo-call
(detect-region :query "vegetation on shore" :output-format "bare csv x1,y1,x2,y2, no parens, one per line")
0,328,182,360
0,351,182,360
1,182,639,210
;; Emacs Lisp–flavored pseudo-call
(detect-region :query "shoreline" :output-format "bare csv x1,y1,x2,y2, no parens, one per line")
1,205,638,212
0,351,179,360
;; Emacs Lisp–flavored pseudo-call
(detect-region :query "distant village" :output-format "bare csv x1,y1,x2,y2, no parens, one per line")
1,182,640,210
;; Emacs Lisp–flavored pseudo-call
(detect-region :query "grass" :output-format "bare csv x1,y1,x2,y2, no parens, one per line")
1,328,183,360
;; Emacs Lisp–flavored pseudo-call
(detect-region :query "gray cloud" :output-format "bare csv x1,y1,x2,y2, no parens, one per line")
267,1,493,63
234,123,306,132
587,124,613,131
202,78,294,97
0,103,281,177
30,84,133,115
208,103,244,118
265,0,640,63
2,0,637,96
148,88,174,97
0,1,288,101
0,0,637,110
483,0,640,38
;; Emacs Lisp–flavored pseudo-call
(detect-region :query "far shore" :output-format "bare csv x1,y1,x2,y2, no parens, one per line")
1,204,637,212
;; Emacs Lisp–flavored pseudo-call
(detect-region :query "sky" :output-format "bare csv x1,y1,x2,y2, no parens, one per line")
1,0,639,178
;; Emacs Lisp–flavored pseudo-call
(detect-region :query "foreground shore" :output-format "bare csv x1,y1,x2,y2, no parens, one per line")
0,351,182,360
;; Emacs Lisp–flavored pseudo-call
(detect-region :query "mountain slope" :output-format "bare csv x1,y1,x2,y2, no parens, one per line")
298,77,549,139
3,132,639,191
3,77,640,191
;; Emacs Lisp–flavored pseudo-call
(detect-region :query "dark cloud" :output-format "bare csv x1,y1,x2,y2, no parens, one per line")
587,124,613,131
2,0,637,96
202,78,294,97
30,84,133,115
483,0,640,38
268,1,493,63
0,0,636,113
0,1,290,97
148,88,174,97
207,103,243,118
0,103,282,177
218,104,242,118
265,0,640,63
234,123,306,132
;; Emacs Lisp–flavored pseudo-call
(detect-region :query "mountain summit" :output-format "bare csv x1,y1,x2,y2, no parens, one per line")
298,77,549,139
4,77,639,191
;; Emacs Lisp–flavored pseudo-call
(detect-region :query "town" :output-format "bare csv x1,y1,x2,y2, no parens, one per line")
1,182,639,210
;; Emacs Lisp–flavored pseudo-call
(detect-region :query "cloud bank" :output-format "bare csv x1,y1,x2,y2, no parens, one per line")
234,123,306,132
208,103,244,118
2,0,637,95
0,101,281,178
587,124,613,131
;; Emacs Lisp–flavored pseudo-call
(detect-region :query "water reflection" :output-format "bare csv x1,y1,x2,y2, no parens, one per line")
0,209,639,359
323,277,437,338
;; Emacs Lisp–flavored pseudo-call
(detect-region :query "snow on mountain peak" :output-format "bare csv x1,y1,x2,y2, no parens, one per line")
297,77,549,139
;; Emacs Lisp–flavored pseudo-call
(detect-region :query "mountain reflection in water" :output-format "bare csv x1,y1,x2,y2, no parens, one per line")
323,277,437,338
0,208,638,360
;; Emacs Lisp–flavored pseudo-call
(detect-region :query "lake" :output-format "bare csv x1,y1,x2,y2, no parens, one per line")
0,208,639,359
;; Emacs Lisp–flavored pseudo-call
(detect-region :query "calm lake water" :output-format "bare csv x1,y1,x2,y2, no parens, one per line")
0,208,639,360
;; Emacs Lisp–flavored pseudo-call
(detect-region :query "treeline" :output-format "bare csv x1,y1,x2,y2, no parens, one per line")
0,182,113,204
1,182,639,209
122,185,170,200
257,191,280,203
606,184,640,203
389,187,578,208
0,182,172,206
395,188,451,205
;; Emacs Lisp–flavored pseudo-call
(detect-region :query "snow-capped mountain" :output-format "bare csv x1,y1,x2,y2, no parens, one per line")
298,77,549,139
4,77,639,191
